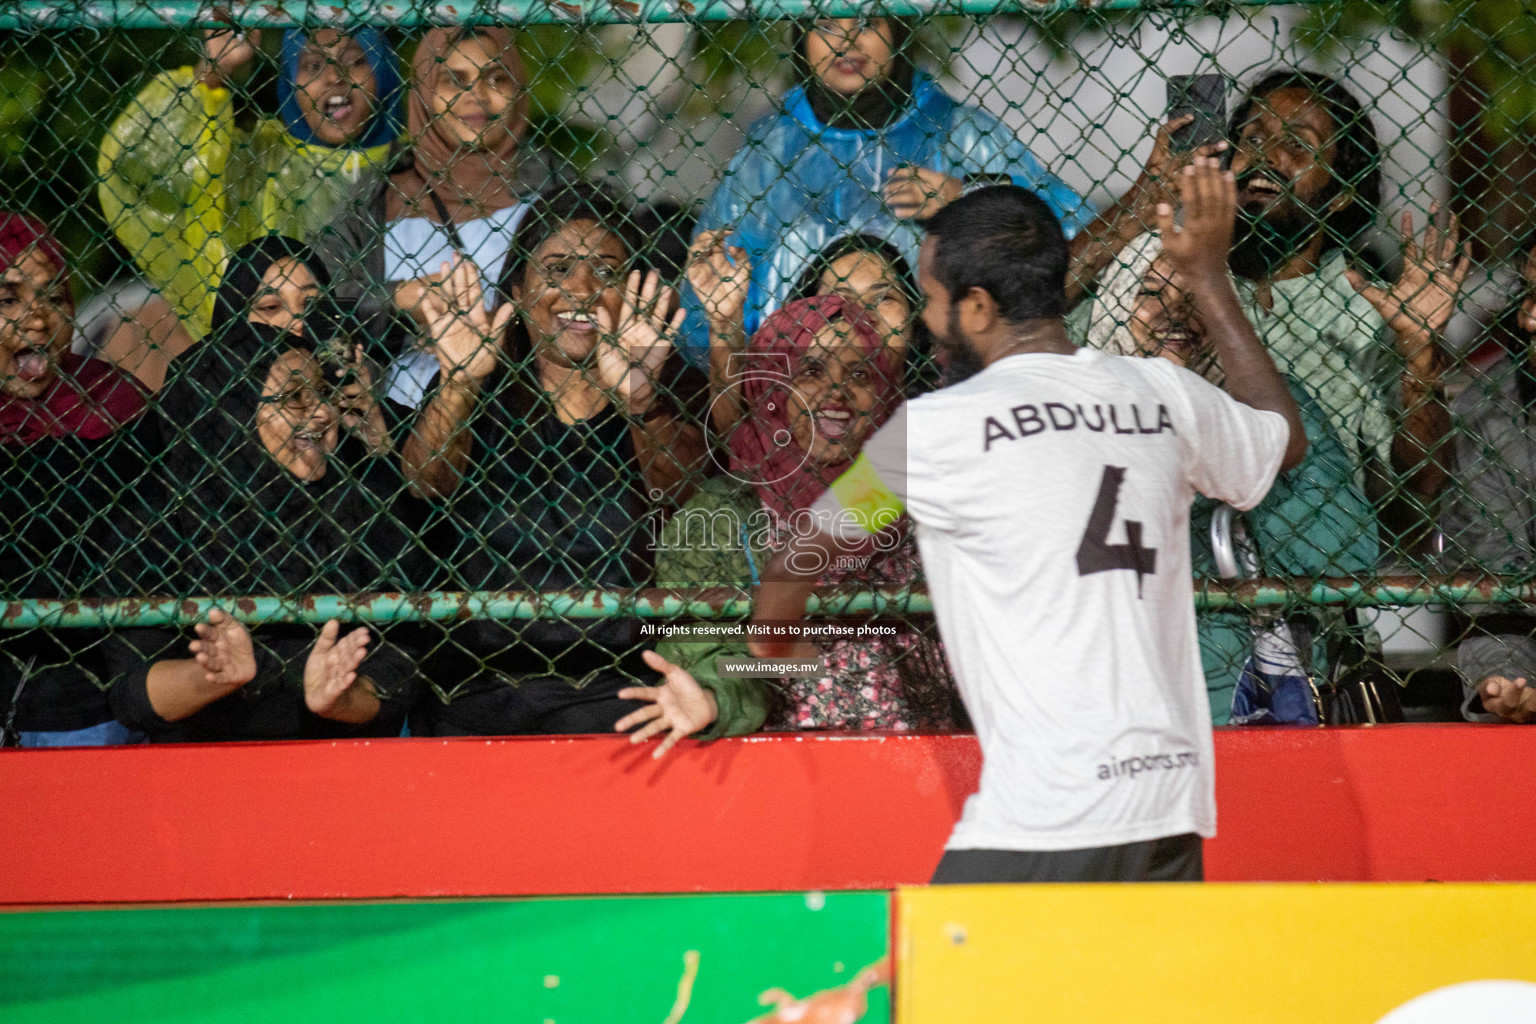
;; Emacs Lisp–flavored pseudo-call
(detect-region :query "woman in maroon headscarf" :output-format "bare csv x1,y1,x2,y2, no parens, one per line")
619,295,959,758
0,213,152,747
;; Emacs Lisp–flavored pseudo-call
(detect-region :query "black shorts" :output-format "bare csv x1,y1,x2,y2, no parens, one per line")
930,832,1204,884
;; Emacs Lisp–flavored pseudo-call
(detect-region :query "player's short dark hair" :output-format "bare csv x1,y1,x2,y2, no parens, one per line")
924,185,1067,323
1229,68,1381,253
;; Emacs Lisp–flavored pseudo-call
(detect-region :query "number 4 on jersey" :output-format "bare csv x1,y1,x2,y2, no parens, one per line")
1076,465,1158,597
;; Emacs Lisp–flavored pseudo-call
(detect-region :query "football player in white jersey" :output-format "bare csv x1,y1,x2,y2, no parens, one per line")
748,157,1308,882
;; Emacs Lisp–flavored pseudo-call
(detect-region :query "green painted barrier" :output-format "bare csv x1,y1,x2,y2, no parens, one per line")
0,893,890,1024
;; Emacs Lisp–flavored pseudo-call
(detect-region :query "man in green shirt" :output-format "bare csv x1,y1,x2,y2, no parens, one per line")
1068,69,1468,507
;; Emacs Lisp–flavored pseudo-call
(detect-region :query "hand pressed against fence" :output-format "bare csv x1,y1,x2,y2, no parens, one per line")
422,256,516,382
593,269,687,418
687,229,750,333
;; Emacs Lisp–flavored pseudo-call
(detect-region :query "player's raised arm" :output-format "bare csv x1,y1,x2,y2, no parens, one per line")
1157,158,1308,471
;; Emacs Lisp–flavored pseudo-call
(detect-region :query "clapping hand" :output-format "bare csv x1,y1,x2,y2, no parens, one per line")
421,257,515,384
593,269,685,418
187,609,256,693
303,619,375,720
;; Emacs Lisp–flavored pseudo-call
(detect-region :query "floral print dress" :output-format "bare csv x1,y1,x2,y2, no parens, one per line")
758,509,959,731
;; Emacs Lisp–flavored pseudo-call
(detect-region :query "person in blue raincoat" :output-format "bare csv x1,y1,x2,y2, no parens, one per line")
682,15,1090,362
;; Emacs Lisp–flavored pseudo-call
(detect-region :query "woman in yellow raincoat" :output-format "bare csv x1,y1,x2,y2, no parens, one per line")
98,26,404,340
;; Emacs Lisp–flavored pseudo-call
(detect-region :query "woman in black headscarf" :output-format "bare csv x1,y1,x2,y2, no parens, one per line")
104,236,420,741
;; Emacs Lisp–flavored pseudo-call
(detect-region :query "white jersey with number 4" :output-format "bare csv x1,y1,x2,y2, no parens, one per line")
812,348,1289,851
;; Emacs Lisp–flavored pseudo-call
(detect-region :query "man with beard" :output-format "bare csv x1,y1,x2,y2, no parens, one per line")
1068,70,1467,505
747,166,1307,883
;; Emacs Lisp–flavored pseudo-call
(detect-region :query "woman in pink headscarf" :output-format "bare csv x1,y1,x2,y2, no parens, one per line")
0,213,151,747
619,295,960,758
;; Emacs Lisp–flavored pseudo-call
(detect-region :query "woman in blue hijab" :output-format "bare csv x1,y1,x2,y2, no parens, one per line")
100,26,404,340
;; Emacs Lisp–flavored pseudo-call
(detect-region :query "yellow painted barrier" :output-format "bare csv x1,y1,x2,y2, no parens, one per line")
897,884,1536,1024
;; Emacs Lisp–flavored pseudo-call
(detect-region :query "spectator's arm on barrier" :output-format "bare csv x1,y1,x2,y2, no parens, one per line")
1456,635,1536,723
1475,676,1536,724
751,531,880,661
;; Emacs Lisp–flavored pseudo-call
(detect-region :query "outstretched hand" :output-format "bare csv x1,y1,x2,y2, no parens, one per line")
593,269,685,418
1346,203,1471,344
422,257,515,383
187,609,256,692
303,619,377,721
614,650,720,759
1156,156,1237,282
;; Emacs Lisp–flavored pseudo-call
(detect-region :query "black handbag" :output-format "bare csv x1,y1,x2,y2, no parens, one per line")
1318,609,1405,725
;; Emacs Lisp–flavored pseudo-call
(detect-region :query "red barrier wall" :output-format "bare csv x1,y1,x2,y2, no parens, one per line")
1,727,1533,905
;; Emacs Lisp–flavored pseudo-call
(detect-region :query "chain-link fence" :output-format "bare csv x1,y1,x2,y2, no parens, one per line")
4,0,1536,742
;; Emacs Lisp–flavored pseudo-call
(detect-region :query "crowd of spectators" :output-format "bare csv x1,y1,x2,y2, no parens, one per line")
4,16,1536,748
